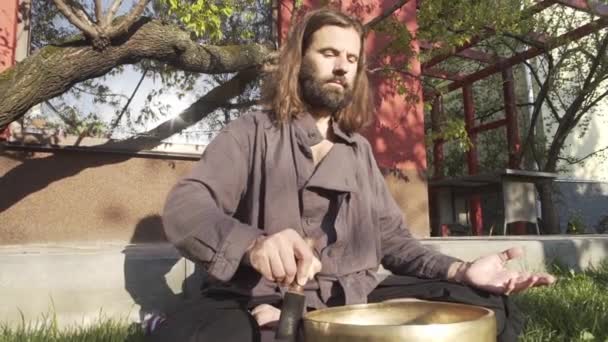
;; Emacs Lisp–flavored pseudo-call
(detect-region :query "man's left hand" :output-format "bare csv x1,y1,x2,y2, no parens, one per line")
452,247,556,295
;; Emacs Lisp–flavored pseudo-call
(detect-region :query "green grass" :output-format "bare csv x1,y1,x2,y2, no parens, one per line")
0,315,144,342
516,261,608,342
3,263,608,341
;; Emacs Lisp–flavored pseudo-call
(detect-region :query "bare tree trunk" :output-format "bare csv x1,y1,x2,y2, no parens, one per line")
537,182,560,234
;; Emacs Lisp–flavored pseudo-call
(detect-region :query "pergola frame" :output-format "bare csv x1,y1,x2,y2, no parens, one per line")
422,0,608,235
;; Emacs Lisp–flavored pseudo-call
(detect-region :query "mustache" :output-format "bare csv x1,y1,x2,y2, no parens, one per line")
325,76,348,88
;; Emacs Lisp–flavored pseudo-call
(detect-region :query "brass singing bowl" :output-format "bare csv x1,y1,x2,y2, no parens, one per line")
301,299,496,342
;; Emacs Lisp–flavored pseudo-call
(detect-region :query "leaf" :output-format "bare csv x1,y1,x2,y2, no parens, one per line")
222,7,233,16
580,330,595,340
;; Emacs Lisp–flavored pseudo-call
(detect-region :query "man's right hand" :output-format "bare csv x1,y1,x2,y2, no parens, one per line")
244,229,322,287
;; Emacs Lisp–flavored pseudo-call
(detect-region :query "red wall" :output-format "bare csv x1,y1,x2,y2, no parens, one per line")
278,0,427,173
0,0,18,70
277,1,431,236
0,0,18,138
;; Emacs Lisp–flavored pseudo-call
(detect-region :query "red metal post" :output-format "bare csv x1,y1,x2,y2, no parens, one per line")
431,96,444,179
463,84,483,235
430,95,448,236
463,85,478,174
470,119,508,134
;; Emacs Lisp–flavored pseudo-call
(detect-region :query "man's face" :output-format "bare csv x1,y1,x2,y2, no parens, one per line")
300,25,361,112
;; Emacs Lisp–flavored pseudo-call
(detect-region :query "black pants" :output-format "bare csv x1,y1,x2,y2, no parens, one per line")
150,276,523,342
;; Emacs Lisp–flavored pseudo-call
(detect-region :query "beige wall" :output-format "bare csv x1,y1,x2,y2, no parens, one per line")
384,170,431,238
0,149,195,244
0,149,430,244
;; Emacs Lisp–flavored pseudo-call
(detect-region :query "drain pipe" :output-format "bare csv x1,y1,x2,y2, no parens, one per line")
523,58,536,164
522,0,540,171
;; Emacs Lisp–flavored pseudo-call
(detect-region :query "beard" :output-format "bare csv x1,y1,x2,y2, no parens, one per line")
299,60,354,112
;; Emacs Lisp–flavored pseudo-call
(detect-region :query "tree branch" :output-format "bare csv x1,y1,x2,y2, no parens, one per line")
55,0,149,49
224,100,258,110
502,31,545,50
558,36,608,128
530,137,543,170
0,18,274,128
52,0,98,39
577,86,608,120
558,145,608,165
104,0,123,28
522,58,562,123
545,33,608,171
74,121,99,146
108,68,148,134
72,85,129,100
368,66,419,79
550,47,582,113
43,101,79,129
363,0,411,31
498,36,563,124
473,103,534,122
95,0,103,24
578,35,608,99
551,88,569,114
67,0,96,28
108,0,149,38
110,68,260,150
517,57,554,166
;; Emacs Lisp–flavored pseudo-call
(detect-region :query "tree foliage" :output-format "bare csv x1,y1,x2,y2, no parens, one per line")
2,0,273,145
2,0,607,177
423,3,608,233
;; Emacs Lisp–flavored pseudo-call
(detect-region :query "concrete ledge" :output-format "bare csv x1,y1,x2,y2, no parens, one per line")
1,236,607,328
423,235,608,272
0,243,200,328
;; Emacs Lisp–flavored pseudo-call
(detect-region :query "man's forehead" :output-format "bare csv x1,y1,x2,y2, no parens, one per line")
308,25,361,54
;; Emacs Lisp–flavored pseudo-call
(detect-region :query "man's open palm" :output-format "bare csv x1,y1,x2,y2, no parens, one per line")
462,247,556,295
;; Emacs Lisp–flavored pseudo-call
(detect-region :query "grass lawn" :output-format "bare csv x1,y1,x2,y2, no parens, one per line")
2,263,607,341
516,262,608,342
0,319,144,342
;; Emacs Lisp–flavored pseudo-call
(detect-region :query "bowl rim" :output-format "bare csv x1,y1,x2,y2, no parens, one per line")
302,299,496,328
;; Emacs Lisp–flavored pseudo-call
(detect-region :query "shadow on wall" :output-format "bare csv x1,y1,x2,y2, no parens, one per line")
0,123,199,215
541,237,608,272
0,150,132,215
555,181,608,234
564,116,607,182
364,72,428,175
122,215,206,320
0,6,14,70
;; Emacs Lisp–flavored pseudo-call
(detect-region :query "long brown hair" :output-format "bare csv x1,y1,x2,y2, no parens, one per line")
261,8,373,134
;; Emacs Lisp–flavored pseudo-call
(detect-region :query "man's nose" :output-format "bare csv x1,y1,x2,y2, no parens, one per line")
333,55,348,76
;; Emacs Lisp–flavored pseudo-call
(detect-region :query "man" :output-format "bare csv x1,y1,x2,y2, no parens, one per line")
155,8,555,342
